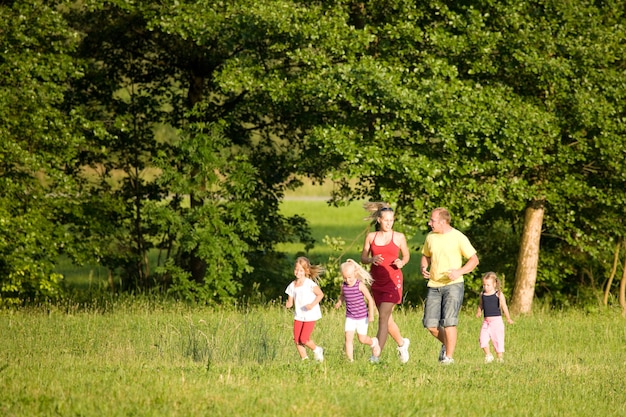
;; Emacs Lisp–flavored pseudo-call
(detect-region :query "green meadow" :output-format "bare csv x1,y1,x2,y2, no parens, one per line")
2,303,625,416
4,198,626,416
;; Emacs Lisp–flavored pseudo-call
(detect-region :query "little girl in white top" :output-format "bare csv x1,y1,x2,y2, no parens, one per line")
285,257,325,361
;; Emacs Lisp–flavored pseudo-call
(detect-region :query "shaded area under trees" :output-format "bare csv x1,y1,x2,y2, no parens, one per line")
1,0,625,311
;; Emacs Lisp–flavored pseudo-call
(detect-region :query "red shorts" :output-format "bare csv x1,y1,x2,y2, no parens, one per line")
293,320,316,345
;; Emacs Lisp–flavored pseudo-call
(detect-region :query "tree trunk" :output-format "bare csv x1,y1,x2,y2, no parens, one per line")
510,200,545,315
603,240,620,306
185,71,208,284
619,254,626,316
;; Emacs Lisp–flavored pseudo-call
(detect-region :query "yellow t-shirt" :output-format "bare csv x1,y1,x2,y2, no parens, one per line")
422,228,476,288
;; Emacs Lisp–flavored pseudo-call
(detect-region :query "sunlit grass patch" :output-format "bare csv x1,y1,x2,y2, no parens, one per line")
2,303,625,416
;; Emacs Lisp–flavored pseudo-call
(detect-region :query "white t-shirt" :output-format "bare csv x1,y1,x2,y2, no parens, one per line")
285,278,322,322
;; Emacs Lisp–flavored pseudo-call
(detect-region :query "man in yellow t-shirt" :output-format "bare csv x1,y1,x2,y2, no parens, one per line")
421,207,479,364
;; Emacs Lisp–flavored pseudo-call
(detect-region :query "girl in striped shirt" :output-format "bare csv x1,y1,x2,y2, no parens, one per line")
334,259,381,362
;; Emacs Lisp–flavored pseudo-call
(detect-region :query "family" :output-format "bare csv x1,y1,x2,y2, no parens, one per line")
284,204,513,364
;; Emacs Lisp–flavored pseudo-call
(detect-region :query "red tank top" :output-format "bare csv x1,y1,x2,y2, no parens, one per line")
370,232,403,291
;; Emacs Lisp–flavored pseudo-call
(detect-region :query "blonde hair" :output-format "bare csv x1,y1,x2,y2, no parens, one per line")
363,202,394,231
340,259,373,286
363,202,393,221
295,256,325,283
482,271,502,292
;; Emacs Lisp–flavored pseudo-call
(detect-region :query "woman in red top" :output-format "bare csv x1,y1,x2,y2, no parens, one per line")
361,203,411,363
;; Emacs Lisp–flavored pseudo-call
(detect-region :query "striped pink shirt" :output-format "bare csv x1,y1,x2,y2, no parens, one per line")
343,282,368,320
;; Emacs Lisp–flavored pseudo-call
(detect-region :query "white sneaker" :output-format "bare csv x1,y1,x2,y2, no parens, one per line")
369,355,380,364
485,354,494,364
438,344,447,362
313,346,324,362
496,357,504,363
371,337,381,357
440,356,455,365
397,338,410,363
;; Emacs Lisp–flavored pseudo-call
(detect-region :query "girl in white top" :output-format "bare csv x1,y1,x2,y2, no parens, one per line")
285,257,325,361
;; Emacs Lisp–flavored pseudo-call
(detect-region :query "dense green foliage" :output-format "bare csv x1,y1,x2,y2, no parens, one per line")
0,0,85,305
1,0,625,307
307,0,626,306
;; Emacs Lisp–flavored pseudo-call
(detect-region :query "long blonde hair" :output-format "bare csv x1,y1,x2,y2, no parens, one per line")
295,256,325,283
340,259,373,286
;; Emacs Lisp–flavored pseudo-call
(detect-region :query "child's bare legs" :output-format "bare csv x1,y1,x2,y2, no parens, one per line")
304,340,318,351
344,331,356,361
356,333,373,346
482,346,494,363
357,333,380,357
293,321,322,361
295,340,320,359
295,343,308,359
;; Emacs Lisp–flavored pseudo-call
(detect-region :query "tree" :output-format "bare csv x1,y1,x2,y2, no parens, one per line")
4,0,624,309
309,0,626,311
0,0,85,305
65,0,371,301
444,0,626,312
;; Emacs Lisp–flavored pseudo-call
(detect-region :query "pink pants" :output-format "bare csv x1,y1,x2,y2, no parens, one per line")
479,316,505,353
293,320,315,345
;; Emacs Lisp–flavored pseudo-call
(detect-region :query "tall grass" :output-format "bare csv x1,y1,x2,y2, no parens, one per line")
31,192,625,416
2,300,625,416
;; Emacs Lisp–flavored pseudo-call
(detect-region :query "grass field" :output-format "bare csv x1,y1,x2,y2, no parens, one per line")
2,301,625,416
15,194,625,416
